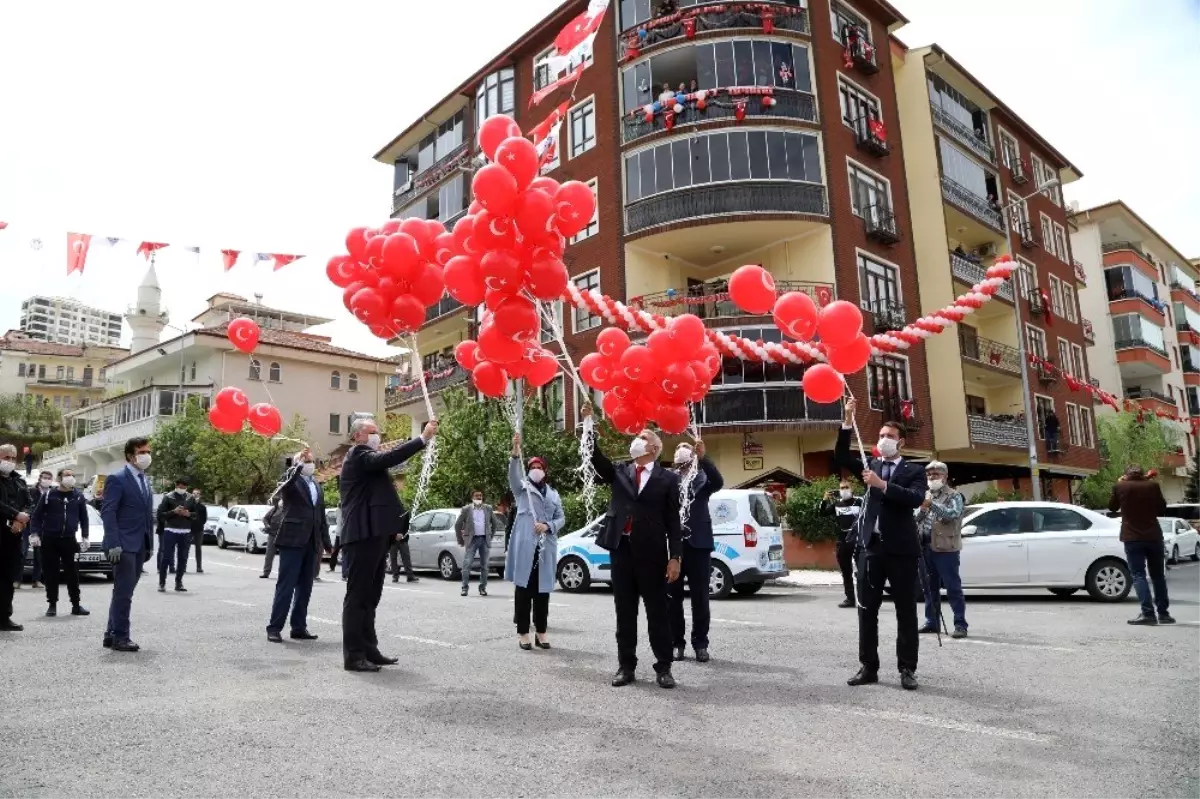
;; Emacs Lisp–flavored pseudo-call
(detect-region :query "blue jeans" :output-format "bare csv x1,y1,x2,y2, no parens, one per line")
20,530,42,583
1124,542,1169,616
158,531,191,585
268,545,316,634
923,549,967,630
106,550,143,641
461,536,490,588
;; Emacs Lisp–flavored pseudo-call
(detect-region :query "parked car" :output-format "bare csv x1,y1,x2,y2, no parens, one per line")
959,502,1130,601
23,504,113,580
1161,517,1200,563
1162,503,1200,532
201,505,227,544
556,488,788,599
325,508,339,565
405,507,508,579
213,504,273,553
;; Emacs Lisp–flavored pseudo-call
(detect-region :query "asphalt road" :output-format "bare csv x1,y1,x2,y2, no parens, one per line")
2,551,1197,798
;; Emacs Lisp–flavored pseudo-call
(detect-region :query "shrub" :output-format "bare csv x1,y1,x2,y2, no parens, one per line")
783,476,848,544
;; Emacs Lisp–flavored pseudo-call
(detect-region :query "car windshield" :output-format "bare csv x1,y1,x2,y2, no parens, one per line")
1159,518,1177,534
248,507,270,521
206,506,224,516
963,505,982,518
749,494,779,527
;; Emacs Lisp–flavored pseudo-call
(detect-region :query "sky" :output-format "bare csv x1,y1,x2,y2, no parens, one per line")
1,0,1197,358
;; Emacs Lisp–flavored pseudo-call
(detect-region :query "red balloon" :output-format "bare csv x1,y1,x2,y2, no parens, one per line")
728,265,777,315
345,226,372,261
452,214,479,255
528,255,568,301
668,314,706,352
214,387,249,419
208,407,243,435
369,324,393,339
802,363,845,404
226,317,261,353
506,352,533,379
619,345,657,384
454,340,481,371
432,232,457,267
695,344,721,378
325,255,359,288
596,327,631,360
350,287,387,325
473,210,517,252
528,176,561,197
473,163,520,217
645,329,674,360
514,188,556,241
478,322,525,364
655,403,691,435
408,264,446,307
388,294,425,333
608,403,644,435
480,250,524,294
399,218,436,256
378,220,404,236
600,390,622,418
526,349,559,387
495,136,540,190
247,403,283,437
688,371,713,403
818,300,864,348
364,233,387,269
554,181,597,238
472,361,509,398
660,361,697,401
477,114,521,162
825,333,873,375
773,291,819,342
343,281,368,312
381,233,422,282
444,255,485,305
580,352,617,391
493,296,539,341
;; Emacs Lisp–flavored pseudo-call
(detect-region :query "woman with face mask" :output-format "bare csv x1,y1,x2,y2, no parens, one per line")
505,434,565,650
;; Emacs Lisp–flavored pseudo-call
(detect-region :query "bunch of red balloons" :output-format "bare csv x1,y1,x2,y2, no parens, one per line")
577,316,719,435
453,337,559,398
208,320,283,437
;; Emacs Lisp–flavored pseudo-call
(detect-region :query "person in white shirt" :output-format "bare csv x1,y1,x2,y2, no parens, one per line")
455,490,496,597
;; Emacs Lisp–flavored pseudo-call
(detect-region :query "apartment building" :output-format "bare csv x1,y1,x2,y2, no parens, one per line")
19,295,124,347
0,330,128,411
376,0,946,487
1072,201,1199,501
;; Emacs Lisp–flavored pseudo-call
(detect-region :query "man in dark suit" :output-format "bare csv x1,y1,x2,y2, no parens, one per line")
266,448,332,643
339,417,438,672
0,443,32,631
1109,466,1172,625
834,398,927,690
582,405,682,689
665,439,723,663
101,437,156,652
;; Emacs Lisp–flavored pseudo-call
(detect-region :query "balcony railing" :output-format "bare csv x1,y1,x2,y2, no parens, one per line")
391,143,470,215
620,3,810,54
698,387,843,427
625,181,827,234
1125,387,1176,406
1101,241,1149,260
25,377,97,388
959,331,1022,375
968,414,1028,448
385,365,470,409
1115,337,1169,359
1109,286,1165,313
931,106,996,164
1073,259,1087,285
424,295,465,326
950,252,1014,302
863,204,901,245
1014,220,1038,249
873,395,921,431
1028,288,1047,316
850,115,889,157
866,300,906,334
1009,157,1030,184
940,176,1005,231
1036,363,1059,384
1177,321,1200,336
631,280,835,321
838,27,878,74
1082,319,1095,344
621,90,817,144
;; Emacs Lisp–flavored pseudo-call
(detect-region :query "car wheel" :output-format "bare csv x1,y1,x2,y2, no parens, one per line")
217,531,227,549
557,557,591,592
1085,558,1131,602
1192,542,1200,562
709,561,734,600
734,581,764,596
246,534,258,554
1170,545,1180,564
1048,588,1079,597
438,552,459,580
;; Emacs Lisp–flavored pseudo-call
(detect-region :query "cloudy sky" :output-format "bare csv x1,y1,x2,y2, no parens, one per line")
1,0,1196,357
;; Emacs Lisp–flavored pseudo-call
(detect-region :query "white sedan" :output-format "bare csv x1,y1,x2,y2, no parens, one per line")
1161,518,1200,564
213,504,273,553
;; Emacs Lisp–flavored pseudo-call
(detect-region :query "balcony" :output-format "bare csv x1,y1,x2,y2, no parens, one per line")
1009,157,1030,185
620,3,810,57
625,181,827,235
959,331,1022,375
385,365,470,410
631,280,835,322
698,386,843,428
1125,387,1179,416
424,295,465,327
1073,259,1087,286
940,176,1005,232
1082,319,1095,344
872,394,921,431
931,106,996,165
968,414,1028,448
25,376,98,389
1028,288,1047,317
950,252,1014,302
621,90,817,145
1108,287,1167,326
1014,220,1038,249
1036,363,1058,385
1102,242,1159,282
839,27,878,75
863,204,901,245
851,115,889,157
391,143,470,215
866,300,906,334
1115,337,1172,375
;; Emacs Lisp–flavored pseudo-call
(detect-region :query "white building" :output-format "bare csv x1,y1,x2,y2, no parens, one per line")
1071,200,1199,501
19,295,124,347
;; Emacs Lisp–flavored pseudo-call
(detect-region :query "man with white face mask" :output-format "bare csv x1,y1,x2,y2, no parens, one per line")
30,468,90,617
265,448,332,643
665,440,722,663
101,437,155,652
820,478,864,608
0,443,32,631
916,462,966,638
455,489,496,597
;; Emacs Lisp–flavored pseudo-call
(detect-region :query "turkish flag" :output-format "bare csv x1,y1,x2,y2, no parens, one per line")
553,1,608,56
137,241,168,260
66,232,92,275
528,102,569,146
221,249,241,271
528,62,586,108
271,253,302,271
1040,289,1053,327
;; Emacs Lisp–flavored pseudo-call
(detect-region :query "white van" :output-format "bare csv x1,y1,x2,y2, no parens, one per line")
555,489,787,599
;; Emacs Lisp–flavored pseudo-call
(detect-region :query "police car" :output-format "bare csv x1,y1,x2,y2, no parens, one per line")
556,489,788,599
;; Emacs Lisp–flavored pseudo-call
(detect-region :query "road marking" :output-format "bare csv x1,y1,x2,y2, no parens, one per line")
1172,621,1200,626
383,585,436,594
956,638,1075,653
823,706,1051,743
218,599,255,608
202,561,262,573
391,634,467,649
308,616,339,626
711,618,764,626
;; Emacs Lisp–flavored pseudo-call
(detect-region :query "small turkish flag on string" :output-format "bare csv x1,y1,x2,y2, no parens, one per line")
66,232,92,275
553,0,608,56
528,102,569,146
221,249,241,271
137,241,168,260
271,254,302,271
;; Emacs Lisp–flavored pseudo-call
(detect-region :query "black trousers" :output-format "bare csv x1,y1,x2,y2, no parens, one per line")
856,549,919,673
666,544,711,649
836,537,857,601
341,534,390,663
513,559,548,635
0,532,19,621
192,529,203,571
42,536,81,605
388,536,413,578
611,537,673,674
329,539,341,571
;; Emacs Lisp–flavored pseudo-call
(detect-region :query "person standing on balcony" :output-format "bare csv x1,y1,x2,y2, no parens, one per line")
30,468,90,618
1044,409,1061,453
155,478,195,593
101,437,155,652
820,478,864,609
916,462,967,639
1109,467,1172,625
666,440,722,663
455,489,495,597
0,443,32,631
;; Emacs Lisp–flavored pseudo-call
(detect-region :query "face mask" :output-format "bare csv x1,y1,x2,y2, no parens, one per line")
629,438,648,460
876,438,899,459
39,478,51,487
840,489,852,500
135,453,152,470
175,488,187,495
61,477,76,489
365,433,381,450
527,469,545,484
928,479,945,492
0,461,14,475
672,447,693,466
301,462,316,477
472,498,483,506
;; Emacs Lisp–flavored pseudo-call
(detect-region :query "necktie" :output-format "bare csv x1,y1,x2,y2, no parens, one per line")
624,466,646,535
882,462,893,481
138,472,148,501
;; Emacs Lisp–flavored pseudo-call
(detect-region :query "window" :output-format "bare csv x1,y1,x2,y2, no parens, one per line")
1040,214,1056,259
1071,344,1087,384
965,394,987,416
66,366,74,379
330,370,341,390
1053,223,1069,263
709,326,805,386
832,0,870,42
858,252,901,312
1035,158,1061,205
409,512,434,533
1062,284,1076,323
1058,338,1072,377
1032,507,1090,532
61,396,70,410
1112,313,1166,352
268,362,281,382
1007,190,1030,236
866,354,910,417
1048,275,1064,317
938,136,998,203
971,508,1021,536
541,301,564,345
248,359,262,381
476,67,515,124
569,98,595,158
541,375,566,431
17,363,24,377
1031,154,1046,188
190,361,197,381
1065,403,1081,446
328,414,340,435
568,179,599,244
847,160,891,218
346,373,359,393
572,270,601,333
1026,324,1048,360
838,76,880,129
56,365,65,379
998,128,1020,170
1104,264,1160,304
574,385,605,426
1034,395,1055,440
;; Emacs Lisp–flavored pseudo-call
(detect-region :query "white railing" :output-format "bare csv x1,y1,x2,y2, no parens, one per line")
74,416,159,453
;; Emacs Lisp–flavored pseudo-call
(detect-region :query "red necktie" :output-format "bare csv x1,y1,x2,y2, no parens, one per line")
624,466,645,534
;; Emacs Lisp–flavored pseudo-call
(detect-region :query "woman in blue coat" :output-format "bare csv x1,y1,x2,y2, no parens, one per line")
505,434,564,651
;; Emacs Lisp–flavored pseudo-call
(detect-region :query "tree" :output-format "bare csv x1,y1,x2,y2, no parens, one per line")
1077,411,1182,509
0,393,65,453
1185,450,1199,504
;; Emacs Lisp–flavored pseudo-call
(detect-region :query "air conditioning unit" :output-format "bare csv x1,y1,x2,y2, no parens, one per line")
978,242,1000,258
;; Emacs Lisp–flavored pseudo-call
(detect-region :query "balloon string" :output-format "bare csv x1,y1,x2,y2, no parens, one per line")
529,293,588,396
678,403,701,538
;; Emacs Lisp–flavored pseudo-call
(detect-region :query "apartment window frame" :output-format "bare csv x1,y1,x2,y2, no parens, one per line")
997,126,1020,170
857,250,903,313
329,414,341,435
330,370,341,390
831,0,872,44
1040,213,1057,259
1026,324,1048,360
1079,406,1095,448
476,67,515,125
1071,343,1087,384
348,373,359,392
1062,283,1077,323
568,96,597,159
533,46,554,91
573,385,606,428
568,178,600,244
1006,189,1030,234
248,359,262,381
1057,337,1072,377
1052,223,1069,264
572,269,602,333
540,374,567,432
541,300,564,345
1066,403,1082,447
1048,275,1064,317
866,353,912,414
837,75,881,130
268,362,281,383
17,363,25,377
846,158,892,218
1034,394,1056,441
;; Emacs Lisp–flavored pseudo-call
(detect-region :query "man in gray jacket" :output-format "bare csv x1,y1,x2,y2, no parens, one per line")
915,461,967,639
455,489,495,597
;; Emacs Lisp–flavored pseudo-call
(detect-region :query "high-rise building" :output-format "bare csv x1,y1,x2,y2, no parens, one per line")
19,295,123,347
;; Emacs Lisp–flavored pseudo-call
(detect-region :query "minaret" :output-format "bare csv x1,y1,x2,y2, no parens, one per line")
125,263,168,354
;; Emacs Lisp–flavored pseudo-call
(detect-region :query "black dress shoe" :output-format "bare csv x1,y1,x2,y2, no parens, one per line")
611,669,635,687
694,648,710,663
367,653,399,666
174,585,187,592
71,604,90,616
113,639,140,652
918,624,938,634
259,573,269,579
519,639,533,651
534,634,550,649
196,568,204,574
344,659,381,672
0,620,24,632
1128,613,1158,626
392,575,400,583
1158,613,1176,624
672,646,686,661
407,576,419,583
267,631,283,643
290,630,318,640
900,669,919,690
847,667,879,686
46,604,57,617
102,636,113,648
656,671,676,689
157,584,166,593
838,598,856,608
479,587,487,597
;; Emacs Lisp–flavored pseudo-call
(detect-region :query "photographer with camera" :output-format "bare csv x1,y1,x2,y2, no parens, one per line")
819,479,864,608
